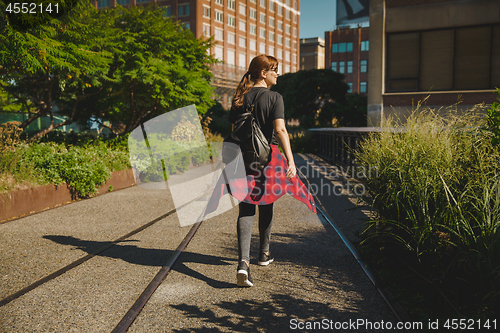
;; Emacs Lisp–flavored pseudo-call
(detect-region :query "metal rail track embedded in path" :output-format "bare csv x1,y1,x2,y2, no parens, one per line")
0,194,204,308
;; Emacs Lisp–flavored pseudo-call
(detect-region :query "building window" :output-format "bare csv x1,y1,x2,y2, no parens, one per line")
269,46,274,56
293,27,297,37
214,28,223,41
277,49,283,59
215,46,223,60
285,38,290,48
285,51,290,62
286,0,291,5
292,54,296,64
228,0,235,10
386,25,500,92
293,41,297,50
250,0,256,3
227,49,235,66
178,4,190,16
97,0,109,8
361,40,369,51
293,13,297,23
339,61,345,73
332,44,338,53
285,64,290,73
286,9,290,20
260,13,266,24
250,9,257,19
347,61,353,73
260,28,266,39
269,18,275,27
250,40,257,51
278,21,283,31
203,6,210,18
239,36,246,47
228,15,236,27
277,35,283,45
360,82,367,93
278,5,283,16
269,32,275,42
215,0,223,5
250,24,257,35
293,0,297,9
203,24,210,37
331,61,337,72
161,5,171,18
183,22,190,30
215,10,223,23
360,60,368,73
239,20,246,32
239,53,247,69
278,63,283,74
347,82,352,92
269,0,274,12
239,4,246,15
259,43,266,53
228,32,235,44
285,24,290,35
117,0,128,5
339,43,346,52
136,0,148,3
260,0,266,8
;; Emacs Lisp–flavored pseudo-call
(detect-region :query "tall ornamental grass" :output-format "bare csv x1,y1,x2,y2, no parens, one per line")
355,105,500,313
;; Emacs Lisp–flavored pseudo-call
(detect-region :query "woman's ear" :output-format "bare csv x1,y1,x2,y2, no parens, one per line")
260,69,268,80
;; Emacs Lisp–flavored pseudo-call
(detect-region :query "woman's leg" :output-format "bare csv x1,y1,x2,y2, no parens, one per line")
237,202,256,264
258,203,274,255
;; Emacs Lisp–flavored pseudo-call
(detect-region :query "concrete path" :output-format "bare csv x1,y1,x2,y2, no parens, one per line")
0,154,401,333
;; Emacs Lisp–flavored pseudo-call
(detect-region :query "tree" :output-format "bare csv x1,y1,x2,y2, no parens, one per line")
271,69,349,128
74,5,216,136
0,4,216,139
0,2,120,140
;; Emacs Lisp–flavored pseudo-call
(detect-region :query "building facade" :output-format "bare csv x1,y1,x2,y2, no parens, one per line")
324,26,369,95
299,37,325,70
368,0,500,126
93,0,301,109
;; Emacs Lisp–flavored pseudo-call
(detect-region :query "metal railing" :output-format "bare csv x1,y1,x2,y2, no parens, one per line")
309,127,382,165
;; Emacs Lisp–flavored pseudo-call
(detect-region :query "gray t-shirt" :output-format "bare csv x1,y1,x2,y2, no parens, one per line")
229,87,285,145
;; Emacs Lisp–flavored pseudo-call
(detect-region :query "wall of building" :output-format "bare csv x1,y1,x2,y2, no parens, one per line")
368,0,500,126
299,38,325,70
325,27,369,95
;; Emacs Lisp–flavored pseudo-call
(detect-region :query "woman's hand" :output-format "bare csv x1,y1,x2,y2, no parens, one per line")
286,162,296,179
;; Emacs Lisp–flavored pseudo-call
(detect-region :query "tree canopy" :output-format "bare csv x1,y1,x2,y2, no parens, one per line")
271,69,366,128
0,3,216,140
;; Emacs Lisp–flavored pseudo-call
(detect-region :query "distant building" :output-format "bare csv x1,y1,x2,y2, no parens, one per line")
368,0,500,126
299,37,325,70
93,0,301,109
324,26,369,95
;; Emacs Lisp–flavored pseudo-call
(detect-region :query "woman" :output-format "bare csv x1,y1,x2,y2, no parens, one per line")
226,55,316,287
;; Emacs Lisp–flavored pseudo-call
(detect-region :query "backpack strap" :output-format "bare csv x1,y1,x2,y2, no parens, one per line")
243,88,267,115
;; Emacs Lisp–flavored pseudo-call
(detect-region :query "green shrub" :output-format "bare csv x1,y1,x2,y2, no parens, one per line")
355,106,500,316
486,88,500,146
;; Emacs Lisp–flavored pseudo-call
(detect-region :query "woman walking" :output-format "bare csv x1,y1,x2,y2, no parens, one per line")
205,55,316,287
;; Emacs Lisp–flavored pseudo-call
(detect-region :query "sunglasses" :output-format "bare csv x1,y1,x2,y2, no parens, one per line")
268,67,279,73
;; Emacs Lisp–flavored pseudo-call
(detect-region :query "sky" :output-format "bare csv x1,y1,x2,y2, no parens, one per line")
299,0,338,39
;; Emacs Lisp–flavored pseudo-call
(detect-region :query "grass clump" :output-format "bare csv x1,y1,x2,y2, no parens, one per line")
355,105,500,319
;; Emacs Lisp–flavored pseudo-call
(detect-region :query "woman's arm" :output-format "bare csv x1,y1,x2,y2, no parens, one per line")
273,118,296,179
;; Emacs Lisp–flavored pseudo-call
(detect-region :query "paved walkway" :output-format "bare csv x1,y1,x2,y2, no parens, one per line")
0,154,400,333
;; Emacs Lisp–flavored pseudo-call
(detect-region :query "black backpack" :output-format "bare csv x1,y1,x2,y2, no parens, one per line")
222,89,272,172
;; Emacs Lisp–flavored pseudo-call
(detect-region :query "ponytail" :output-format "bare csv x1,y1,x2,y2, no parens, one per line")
231,55,278,110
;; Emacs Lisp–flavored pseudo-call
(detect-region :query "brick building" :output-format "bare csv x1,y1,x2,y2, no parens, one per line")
368,0,500,126
324,26,369,94
299,37,325,70
93,0,301,109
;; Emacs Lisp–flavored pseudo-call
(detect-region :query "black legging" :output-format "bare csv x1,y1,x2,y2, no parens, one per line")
237,202,274,263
